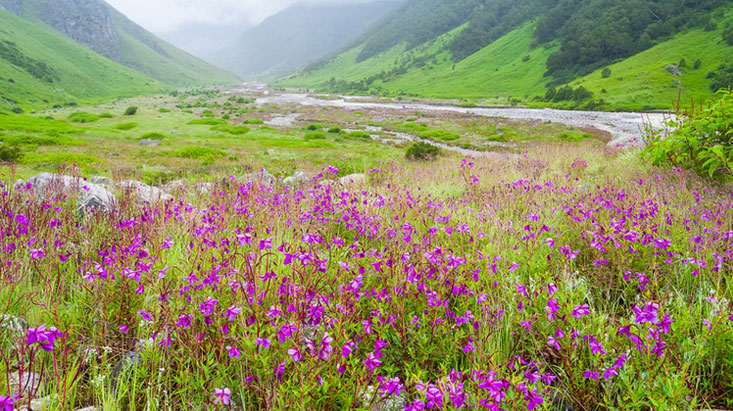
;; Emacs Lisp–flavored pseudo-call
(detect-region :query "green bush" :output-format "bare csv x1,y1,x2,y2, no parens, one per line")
158,108,171,113
642,89,731,178
346,131,371,140
709,63,733,92
124,106,138,116
141,132,166,140
114,122,138,131
177,146,226,159
693,59,702,70
327,127,342,133
202,109,215,118
420,129,460,141
99,113,114,119
306,124,322,131
724,26,733,46
68,112,100,123
304,132,326,140
188,118,227,125
211,125,250,135
679,58,687,68
0,145,22,162
244,119,264,125
405,142,440,161
602,67,612,78
10,107,23,114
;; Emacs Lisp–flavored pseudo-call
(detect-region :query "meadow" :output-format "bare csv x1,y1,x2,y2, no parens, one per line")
0,89,731,411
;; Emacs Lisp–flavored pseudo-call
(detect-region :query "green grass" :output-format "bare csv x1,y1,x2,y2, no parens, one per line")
279,10,732,108
570,13,733,110
0,9,166,110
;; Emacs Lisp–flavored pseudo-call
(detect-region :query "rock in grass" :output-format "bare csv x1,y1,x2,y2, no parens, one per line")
339,173,366,184
139,138,159,147
117,180,173,203
8,371,44,397
283,171,317,186
0,314,27,336
90,176,113,188
162,179,186,194
27,173,116,214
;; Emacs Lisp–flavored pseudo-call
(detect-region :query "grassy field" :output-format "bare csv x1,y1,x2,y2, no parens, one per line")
278,9,732,110
0,89,611,187
0,102,731,409
570,11,733,111
0,9,166,110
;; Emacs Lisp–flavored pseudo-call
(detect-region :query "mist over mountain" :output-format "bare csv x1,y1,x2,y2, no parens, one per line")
215,1,400,80
0,0,237,87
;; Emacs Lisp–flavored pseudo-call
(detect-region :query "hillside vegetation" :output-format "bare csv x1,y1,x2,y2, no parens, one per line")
0,9,165,110
279,0,733,109
0,0,238,88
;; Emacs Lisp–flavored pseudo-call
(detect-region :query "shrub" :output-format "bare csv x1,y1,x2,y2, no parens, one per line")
420,130,460,141
140,132,166,140
202,110,215,118
304,132,326,140
124,106,138,116
642,89,731,178
0,145,22,162
68,112,100,123
177,146,226,159
405,142,440,161
211,125,250,135
347,131,371,140
11,107,23,114
99,113,114,118
327,127,341,133
709,63,733,92
158,108,171,113
244,119,264,125
306,124,322,131
114,122,138,131
679,58,687,68
601,67,612,78
693,59,702,70
725,26,733,46
522,55,530,62
188,118,227,126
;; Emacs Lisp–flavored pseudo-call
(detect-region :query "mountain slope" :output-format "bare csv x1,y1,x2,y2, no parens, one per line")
0,8,164,110
217,1,399,80
0,0,238,87
278,0,732,109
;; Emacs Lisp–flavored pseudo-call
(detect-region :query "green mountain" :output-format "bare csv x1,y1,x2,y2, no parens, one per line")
0,0,238,88
0,8,165,110
278,0,733,110
217,1,400,80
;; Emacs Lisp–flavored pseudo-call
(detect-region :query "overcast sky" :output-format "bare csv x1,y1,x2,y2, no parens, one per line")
105,0,380,34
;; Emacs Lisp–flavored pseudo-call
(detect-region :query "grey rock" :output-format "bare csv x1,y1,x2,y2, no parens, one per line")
27,173,116,214
0,0,22,15
239,170,275,184
361,385,405,411
90,176,113,188
194,182,214,195
162,179,185,193
35,0,122,61
339,173,366,184
283,171,316,186
170,129,178,135
162,179,186,194
139,138,160,147
666,65,682,76
0,314,27,337
117,180,173,203
8,371,44,397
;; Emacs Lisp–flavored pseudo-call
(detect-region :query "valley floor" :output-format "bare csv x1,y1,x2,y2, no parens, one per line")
0,87,731,411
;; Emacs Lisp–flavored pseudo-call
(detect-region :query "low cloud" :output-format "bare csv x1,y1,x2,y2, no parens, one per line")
106,0,381,34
